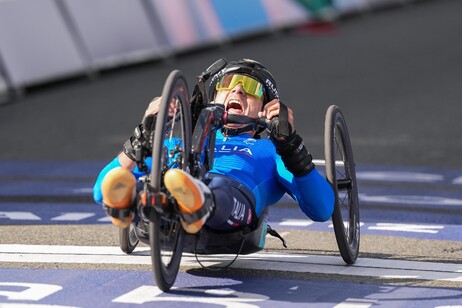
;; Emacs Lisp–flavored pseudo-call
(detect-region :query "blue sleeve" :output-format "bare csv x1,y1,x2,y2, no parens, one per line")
93,157,121,205
276,157,335,222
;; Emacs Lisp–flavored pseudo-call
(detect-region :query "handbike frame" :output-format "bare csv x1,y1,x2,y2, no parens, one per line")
119,66,360,292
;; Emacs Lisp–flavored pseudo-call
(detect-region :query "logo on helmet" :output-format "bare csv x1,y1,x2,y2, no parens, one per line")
265,79,279,98
211,70,224,84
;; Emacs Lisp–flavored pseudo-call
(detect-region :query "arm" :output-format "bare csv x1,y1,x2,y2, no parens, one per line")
262,99,335,221
93,97,161,204
276,159,335,222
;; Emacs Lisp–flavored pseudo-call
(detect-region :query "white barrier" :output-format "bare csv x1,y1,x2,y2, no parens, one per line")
148,0,223,50
0,77,8,104
61,0,169,69
0,54,9,103
0,0,88,91
0,0,423,98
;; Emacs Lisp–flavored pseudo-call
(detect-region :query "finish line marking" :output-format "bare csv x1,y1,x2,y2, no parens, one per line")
1,245,461,283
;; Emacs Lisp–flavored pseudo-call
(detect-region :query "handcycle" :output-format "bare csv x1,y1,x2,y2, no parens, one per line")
116,59,360,292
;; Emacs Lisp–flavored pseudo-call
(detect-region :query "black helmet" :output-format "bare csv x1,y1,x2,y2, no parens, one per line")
208,58,279,106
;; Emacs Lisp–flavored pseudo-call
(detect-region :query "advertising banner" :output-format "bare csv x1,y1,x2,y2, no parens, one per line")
0,0,88,88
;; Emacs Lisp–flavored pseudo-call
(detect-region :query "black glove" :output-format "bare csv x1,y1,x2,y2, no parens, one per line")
272,130,315,177
122,114,156,161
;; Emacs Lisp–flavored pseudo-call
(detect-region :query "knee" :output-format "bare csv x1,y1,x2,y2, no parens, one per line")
208,176,228,190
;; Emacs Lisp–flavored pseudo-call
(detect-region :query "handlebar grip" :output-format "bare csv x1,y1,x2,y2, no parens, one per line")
143,114,156,133
268,117,279,136
277,102,290,137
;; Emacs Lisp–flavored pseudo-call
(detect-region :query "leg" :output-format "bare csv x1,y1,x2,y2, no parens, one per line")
101,166,136,228
205,174,256,231
164,170,256,234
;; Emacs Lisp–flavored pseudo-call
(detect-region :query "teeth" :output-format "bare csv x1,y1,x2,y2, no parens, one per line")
227,99,242,109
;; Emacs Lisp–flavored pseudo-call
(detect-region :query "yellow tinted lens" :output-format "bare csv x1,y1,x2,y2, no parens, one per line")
216,74,264,98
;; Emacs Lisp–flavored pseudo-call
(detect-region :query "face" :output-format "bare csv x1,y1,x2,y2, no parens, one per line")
214,82,264,131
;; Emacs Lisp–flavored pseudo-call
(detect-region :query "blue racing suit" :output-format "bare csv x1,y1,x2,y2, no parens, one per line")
94,130,335,230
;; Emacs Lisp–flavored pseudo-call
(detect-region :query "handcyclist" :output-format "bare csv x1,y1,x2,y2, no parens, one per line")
93,58,335,234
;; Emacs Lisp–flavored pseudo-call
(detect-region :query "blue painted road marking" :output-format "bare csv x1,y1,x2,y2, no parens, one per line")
0,161,461,242
0,203,108,224
0,267,461,307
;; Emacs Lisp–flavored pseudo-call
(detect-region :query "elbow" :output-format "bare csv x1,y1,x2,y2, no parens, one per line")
308,200,333,222
317,186,336,222
300,187,335,222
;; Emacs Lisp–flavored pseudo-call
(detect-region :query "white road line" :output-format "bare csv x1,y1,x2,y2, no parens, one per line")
279,219,313,227
359,194,462,206
0,212,41,220
368,223,444,234
97,216,111,222
356,171,443,183
51,213,95,221
334,298,379,308
1,245,461,283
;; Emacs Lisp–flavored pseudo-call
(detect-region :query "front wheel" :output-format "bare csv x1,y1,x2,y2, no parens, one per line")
149,70,191,291
324,105,360,264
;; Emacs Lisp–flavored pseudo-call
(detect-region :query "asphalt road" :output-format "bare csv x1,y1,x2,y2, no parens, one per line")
1,0,462,306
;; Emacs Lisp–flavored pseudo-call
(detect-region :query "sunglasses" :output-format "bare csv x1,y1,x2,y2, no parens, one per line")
216,74,264,99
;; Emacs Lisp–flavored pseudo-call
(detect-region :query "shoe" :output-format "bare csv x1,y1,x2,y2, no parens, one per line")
164,169,213,234
101,167,136,228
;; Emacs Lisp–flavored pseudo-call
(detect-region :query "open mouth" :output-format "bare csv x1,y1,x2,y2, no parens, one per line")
226,99,243,114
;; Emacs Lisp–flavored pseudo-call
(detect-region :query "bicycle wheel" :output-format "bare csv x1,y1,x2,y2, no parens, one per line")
119,224,139,254
324,105,360,264
149,70,191,291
